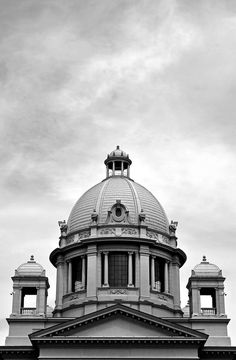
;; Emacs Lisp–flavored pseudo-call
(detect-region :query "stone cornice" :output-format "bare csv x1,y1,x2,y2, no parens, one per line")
0,346,37,358
31,336,205,346
50,239,186,267
200,346,236,358
30,304,208,341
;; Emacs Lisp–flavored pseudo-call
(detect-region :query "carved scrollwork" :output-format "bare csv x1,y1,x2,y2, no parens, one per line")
100,228,116,236
121,228,138,236
146,231,159,240
79,231,90,240
146,231,170,245
110,289,127,295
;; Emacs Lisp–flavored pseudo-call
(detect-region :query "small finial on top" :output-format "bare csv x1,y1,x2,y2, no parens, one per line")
30,255,34,261
202,255,207,262
116,145,120,149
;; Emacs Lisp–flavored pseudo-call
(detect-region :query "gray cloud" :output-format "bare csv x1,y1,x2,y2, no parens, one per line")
0,0,236,345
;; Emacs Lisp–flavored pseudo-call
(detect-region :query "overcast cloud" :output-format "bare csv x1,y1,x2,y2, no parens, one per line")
0,0,236,344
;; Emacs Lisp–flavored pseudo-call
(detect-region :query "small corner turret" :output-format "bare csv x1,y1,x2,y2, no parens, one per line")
186,256,230,346
10,256,49,318
187,256,226,318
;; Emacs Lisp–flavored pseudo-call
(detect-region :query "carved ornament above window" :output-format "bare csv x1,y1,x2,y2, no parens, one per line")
105,200,132,225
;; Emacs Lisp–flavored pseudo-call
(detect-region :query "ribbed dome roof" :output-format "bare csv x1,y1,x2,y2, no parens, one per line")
16,256,45,277
109,145,127,157
67,176,169,235
192,256,221,276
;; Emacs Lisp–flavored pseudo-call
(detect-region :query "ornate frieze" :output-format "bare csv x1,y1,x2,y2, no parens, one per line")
146,231,170,245
66,231,90,245
110,289,127,295
79,231,90,240
100,228,116,236
121,228,138,236
99,227,138,237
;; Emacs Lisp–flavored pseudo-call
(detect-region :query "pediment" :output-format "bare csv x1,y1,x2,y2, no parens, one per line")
30,304,207,345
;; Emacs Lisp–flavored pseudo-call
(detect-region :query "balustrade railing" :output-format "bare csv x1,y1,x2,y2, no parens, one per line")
20,307,36,315
201,307,216,315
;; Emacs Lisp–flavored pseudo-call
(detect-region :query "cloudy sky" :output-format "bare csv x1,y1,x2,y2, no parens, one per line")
0,0,236,345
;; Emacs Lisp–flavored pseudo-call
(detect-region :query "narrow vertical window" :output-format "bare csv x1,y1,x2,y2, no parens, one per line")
108,252,128,287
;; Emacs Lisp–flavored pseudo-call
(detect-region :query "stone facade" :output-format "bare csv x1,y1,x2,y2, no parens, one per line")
1,147,235,360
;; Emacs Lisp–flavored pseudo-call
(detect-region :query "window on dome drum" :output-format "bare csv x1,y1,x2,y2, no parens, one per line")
108,252,128,287
72,256,86,292
149,257,165,292
200,288,216,315
20,287,37,315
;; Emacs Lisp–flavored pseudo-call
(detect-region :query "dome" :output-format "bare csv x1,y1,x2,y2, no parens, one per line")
67,176,169,235
16,256,45,277
104,145,132,170
109,145,128,158
192,256,221,276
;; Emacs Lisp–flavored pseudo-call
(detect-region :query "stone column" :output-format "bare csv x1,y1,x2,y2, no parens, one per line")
103,251,109,287
106,166,109,178
170,258,181,309
191,287,201,315
127,165,130,178
97,251,102,287
218,287,225,315
128,252,133,287
135,252,140,288
139,245,150,300
12,287,22,315
164,261,169,293
67,260,72,293
151,256,156,290
63,261,68,294
215,288,220,315
121,161,124,176
81,255,86,289
86,245,97,298
56,255,64,310
37,287,46,315
112,162,115,175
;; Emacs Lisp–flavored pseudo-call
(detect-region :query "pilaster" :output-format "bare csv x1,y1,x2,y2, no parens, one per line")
86,245,97,299
139,245,150,300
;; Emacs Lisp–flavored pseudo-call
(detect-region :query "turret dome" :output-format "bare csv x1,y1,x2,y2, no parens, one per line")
192,256,221,277
108,145,129,158
15,256,45,277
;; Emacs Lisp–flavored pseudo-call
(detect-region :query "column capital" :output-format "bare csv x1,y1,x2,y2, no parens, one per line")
87,244,97,256
128,251,134,255
139,245,149,256
56,255,64,266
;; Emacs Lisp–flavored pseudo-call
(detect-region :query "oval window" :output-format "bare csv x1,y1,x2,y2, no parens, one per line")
115,208,122,217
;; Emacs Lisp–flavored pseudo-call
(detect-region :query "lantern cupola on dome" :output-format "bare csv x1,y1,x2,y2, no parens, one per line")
104,145,132,178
